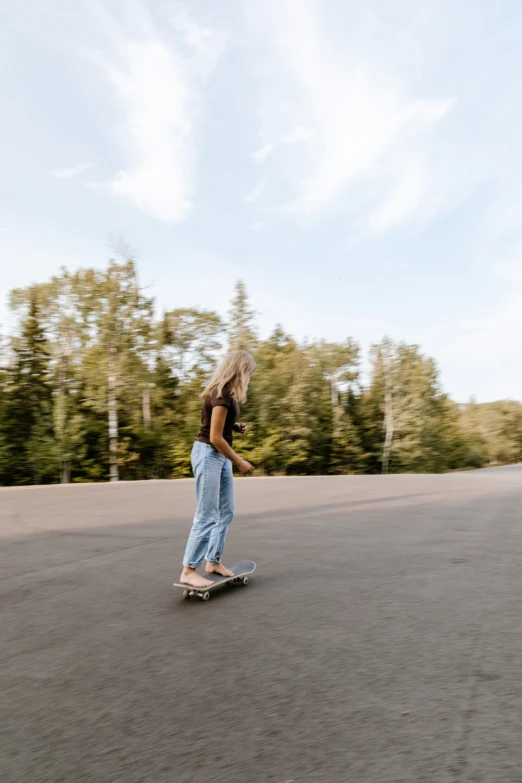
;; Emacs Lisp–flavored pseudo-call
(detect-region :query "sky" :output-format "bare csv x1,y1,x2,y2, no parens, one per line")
1,0,522,402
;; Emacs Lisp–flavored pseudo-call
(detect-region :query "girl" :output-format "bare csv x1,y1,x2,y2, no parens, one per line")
179,350,256,589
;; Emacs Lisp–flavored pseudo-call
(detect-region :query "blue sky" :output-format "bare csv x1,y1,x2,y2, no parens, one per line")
1,0,522,402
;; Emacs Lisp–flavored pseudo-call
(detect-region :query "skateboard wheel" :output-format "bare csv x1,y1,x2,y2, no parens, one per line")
242,577,249,586
183,589,190,600
201,591,210,601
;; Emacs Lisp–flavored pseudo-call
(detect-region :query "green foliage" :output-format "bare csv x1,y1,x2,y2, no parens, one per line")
0,259,520,485
0,293,57,484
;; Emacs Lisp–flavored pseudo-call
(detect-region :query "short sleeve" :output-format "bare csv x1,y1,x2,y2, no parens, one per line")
211,387,231,409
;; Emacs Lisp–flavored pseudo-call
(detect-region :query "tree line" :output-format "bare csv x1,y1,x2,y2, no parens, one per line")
0,258,521,485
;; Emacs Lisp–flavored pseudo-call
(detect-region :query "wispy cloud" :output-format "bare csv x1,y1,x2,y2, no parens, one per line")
244,179,267,204
282,125,315,145
248,0,455,229
252,141,275,162
368,160,429,233
93,4,226,223
51,163,93,180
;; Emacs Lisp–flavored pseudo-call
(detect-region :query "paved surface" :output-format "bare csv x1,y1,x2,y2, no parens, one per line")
1,467,522,783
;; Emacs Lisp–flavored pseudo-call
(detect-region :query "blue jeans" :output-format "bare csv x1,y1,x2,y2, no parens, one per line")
182,441,235,568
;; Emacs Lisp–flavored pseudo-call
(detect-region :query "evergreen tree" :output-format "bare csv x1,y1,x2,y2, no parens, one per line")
330,398,365,474
0,292,56,484
227,280,257,351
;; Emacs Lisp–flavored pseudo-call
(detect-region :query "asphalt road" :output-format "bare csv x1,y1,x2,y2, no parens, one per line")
1,467,522,783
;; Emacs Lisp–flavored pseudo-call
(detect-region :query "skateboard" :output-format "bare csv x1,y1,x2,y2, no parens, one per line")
174,560,256,602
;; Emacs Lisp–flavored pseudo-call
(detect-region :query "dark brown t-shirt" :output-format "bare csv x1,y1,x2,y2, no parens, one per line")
196,385,240,447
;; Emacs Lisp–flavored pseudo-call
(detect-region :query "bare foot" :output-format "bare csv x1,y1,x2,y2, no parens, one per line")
180,568,214,588
205,562,234,577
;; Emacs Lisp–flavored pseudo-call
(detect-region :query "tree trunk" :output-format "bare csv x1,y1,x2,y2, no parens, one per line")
330,378,338,407
142,386,151,428
57,360,70,484
382,389,394,474
108,353,119,482
61,461,70,484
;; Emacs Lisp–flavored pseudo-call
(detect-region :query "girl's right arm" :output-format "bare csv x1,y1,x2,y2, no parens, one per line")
210,406,254,474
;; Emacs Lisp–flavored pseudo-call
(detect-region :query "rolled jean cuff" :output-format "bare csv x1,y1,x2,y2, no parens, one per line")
183,559,204,568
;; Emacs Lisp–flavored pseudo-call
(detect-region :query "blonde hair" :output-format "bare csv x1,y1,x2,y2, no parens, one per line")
202,350,256,404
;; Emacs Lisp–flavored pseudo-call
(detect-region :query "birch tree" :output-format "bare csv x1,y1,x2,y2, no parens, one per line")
70,260,154,481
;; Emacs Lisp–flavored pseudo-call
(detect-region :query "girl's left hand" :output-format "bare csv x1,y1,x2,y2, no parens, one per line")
236,422,247,435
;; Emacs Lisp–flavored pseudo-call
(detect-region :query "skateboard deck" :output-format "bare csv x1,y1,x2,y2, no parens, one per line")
174,560,256,601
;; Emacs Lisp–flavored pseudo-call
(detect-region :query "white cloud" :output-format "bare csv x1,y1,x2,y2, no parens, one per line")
252,141,275,161
282,125,315,145
170,7,224,65
94,5,225,223
105,37,192,223
249,0,455,228
244,179,266,203
492,249,522,284
51,163,93,179
369,160,429,233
